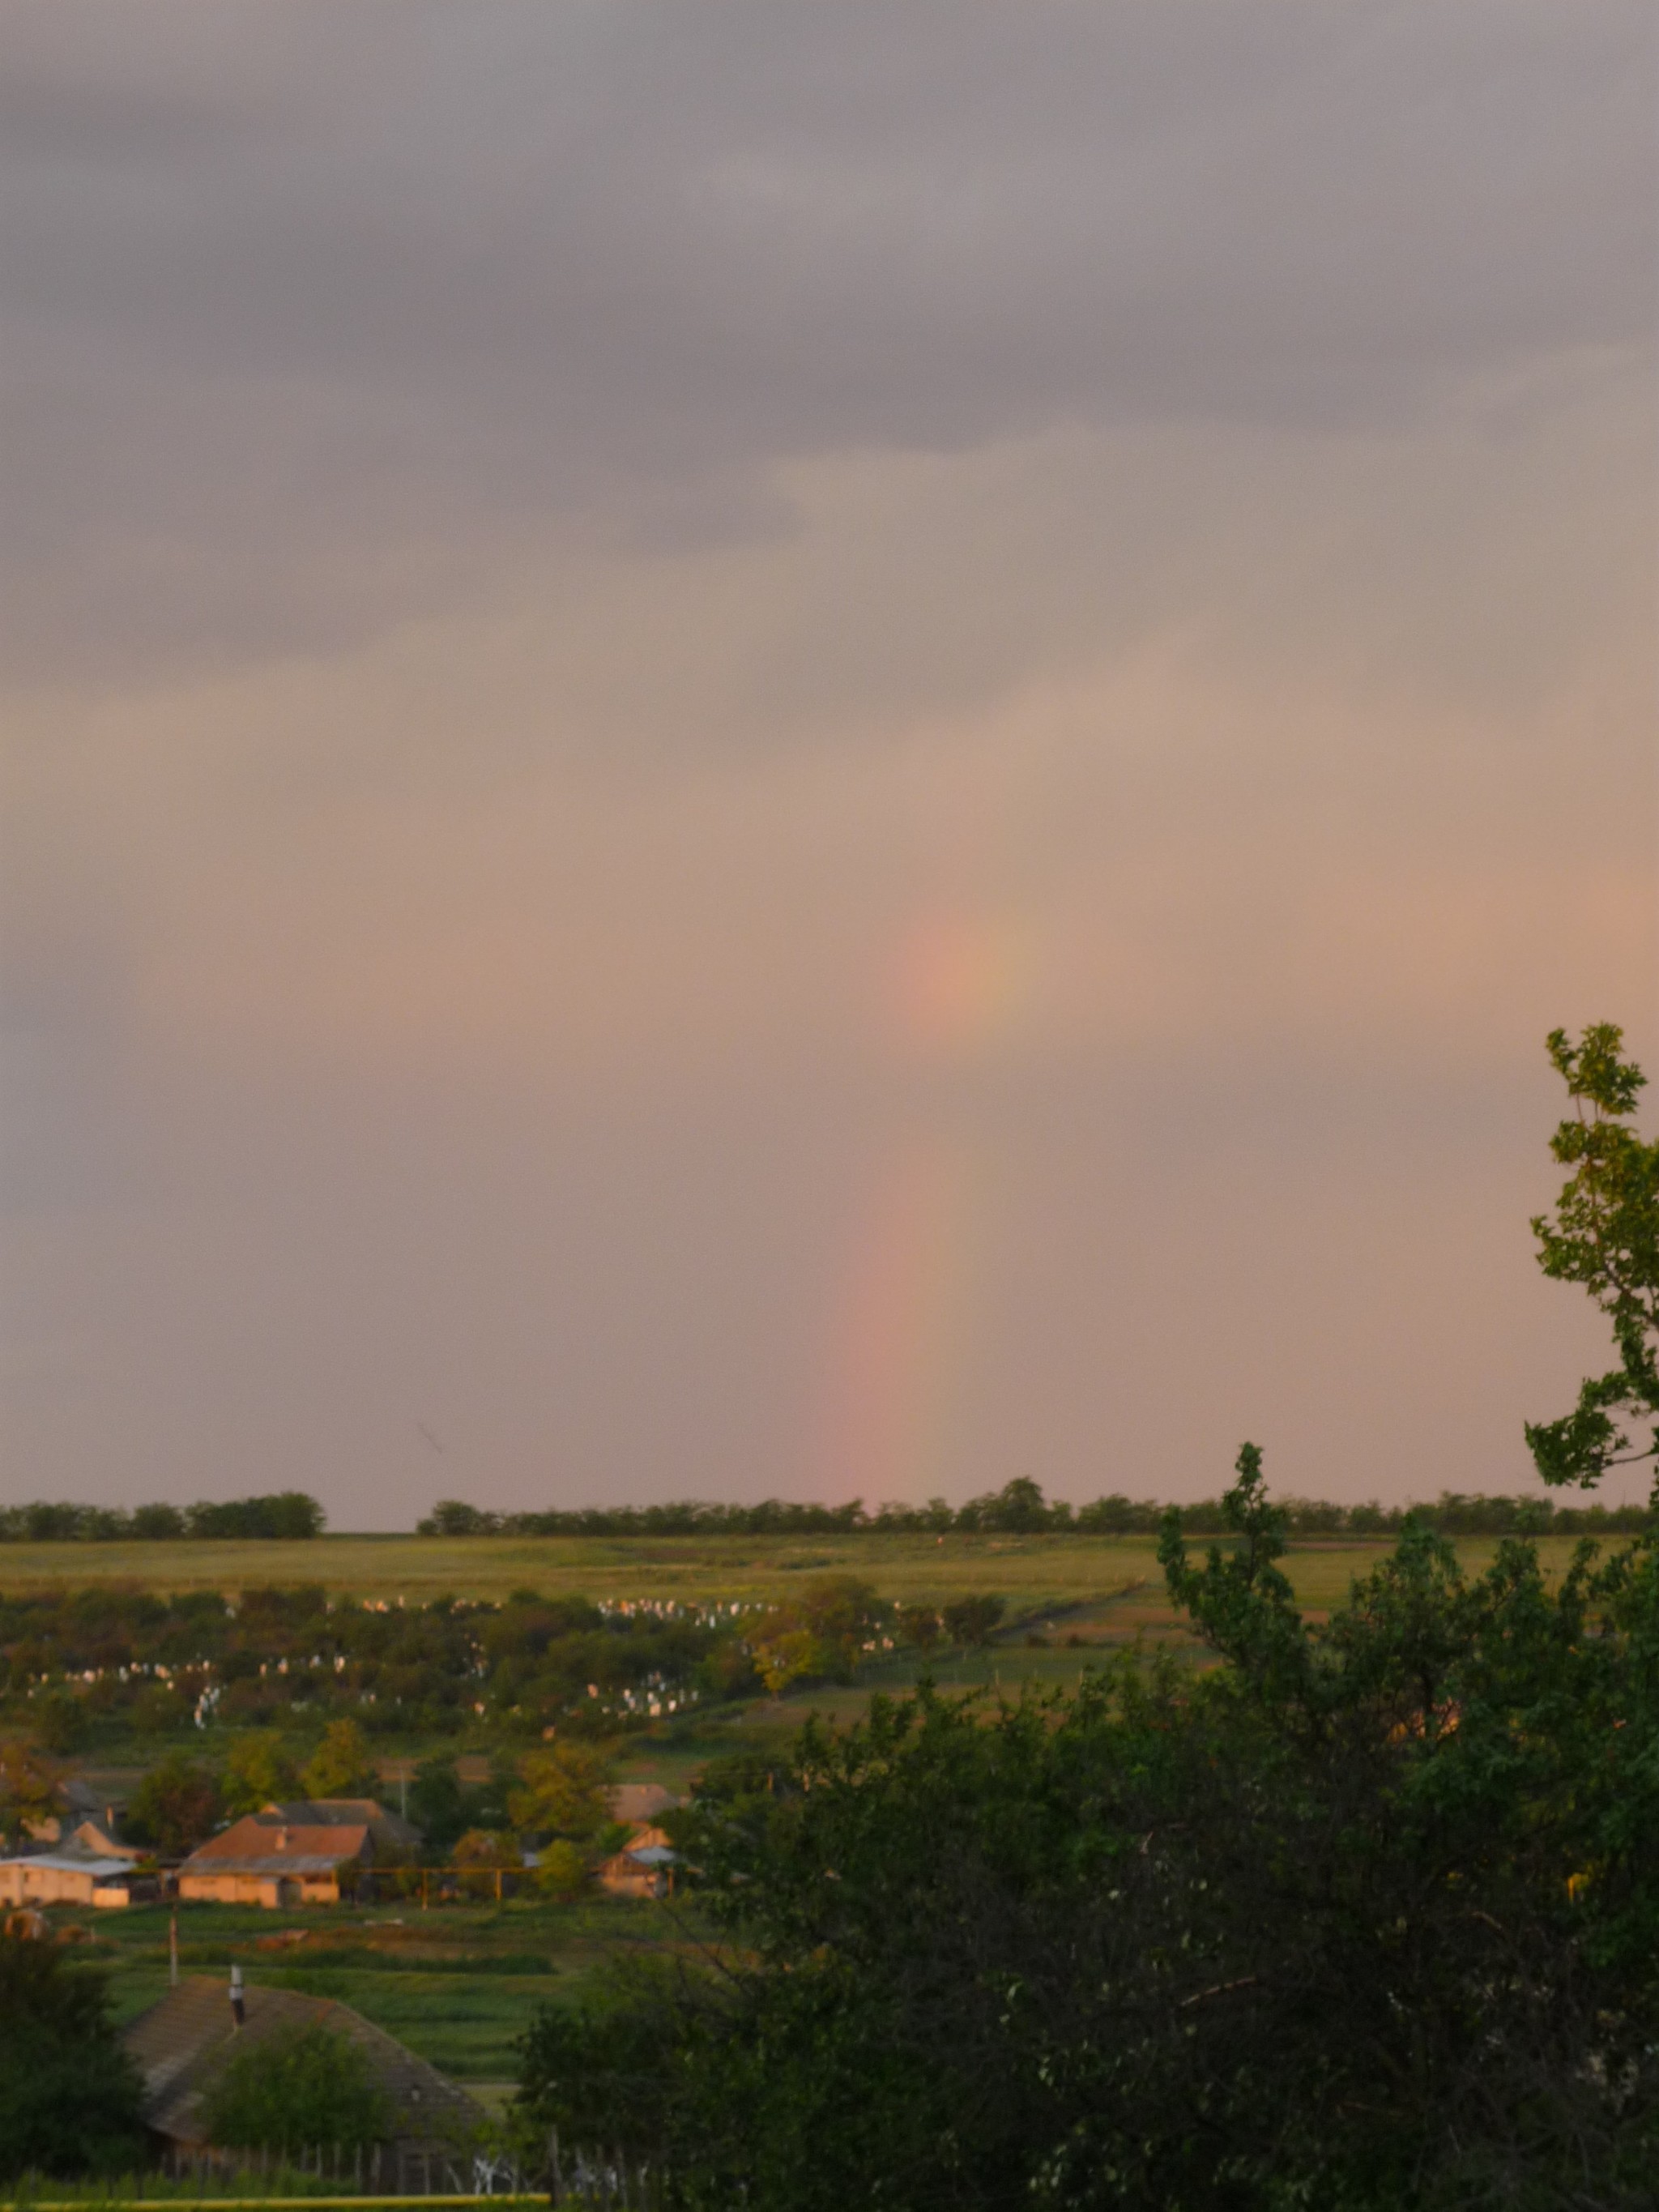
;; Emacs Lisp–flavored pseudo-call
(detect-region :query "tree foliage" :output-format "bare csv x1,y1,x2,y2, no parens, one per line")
220,1732,301,1817
525,1471,1659,2207
125,1750,222,1856
301,1718,377,1799
0,1935,147,2179
1527,1022,1659,1487
202,2022,391,2150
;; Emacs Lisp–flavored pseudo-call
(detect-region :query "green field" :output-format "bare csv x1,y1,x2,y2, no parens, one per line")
83,1894,698,2086
0,1527,1591,1614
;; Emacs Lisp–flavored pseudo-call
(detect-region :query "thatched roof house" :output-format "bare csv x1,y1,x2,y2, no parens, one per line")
123,1978,484,2184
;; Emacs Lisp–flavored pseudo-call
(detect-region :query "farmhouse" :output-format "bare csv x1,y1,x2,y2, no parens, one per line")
598,1821,677,1898
0,1840,145,1909
177,1796,416,1907
123,1978,484,2186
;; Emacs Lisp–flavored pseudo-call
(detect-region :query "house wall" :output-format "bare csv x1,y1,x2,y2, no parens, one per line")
178,1872,337,1908
0,1862,100,1907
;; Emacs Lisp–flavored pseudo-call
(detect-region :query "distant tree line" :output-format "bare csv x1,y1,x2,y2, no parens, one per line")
0,1492,325,1543
419,1477,1650,1542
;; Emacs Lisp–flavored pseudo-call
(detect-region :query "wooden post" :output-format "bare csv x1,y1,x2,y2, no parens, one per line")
422,1867,429,1911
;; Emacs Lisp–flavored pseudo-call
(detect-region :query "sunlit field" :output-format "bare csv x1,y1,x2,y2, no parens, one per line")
0,1527,1592,1615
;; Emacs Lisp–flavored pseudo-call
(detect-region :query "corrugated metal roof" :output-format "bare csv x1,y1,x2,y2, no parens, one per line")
0,1849,138,1876
122,1979,483,2148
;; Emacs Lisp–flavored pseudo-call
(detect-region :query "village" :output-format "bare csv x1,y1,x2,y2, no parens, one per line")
2,1774,683,2194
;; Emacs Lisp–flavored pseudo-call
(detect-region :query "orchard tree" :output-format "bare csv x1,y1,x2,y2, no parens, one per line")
126,1752,222,1857
221,1732,300,1817
301,1719,377,1799
1527,1023,1659,1487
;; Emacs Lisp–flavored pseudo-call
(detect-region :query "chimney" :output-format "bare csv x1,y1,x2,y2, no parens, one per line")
229,1963,245,2029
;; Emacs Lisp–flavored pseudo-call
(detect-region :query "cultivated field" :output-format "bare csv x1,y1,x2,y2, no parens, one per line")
0,1527,1593,1615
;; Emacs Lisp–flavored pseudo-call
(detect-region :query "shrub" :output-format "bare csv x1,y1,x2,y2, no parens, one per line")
203,2022,390,2150
535,1839,590,1900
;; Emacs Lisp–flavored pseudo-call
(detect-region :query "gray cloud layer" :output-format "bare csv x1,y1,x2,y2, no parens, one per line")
2,3,1654,1522
3,1,1651,672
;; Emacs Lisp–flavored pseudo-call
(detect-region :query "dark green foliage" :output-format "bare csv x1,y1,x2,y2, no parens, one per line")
202,2022,391,2150
125,1750,222,1855
0,1492,325,1543
407,1753,515,1852
0,1582,736,1746
422,1480,1651,1539
940,1592,1005,1649
1527,1023,1659,1487
519,1445,1659,2208
0,1935,147,2180
518,1966,687,2159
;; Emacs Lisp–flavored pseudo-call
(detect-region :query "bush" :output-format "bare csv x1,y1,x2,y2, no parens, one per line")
203,2022,390,2150
535,1839,590,1901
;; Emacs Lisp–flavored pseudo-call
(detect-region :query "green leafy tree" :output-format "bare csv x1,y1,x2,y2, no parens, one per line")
940,1593,1004,1650
203,2022,390,2150
220,1732,301,1817
0,1738,58,1849
0,1934,147,2179
407,1755,469,1853
538,1436,1659,2207
534,1838,591,1901
1527,1023,1659,1487
1158,1441,1310,1706
753,1627,817,1697
126,1752,223,1857
895,1602,943,1655
301,1719,377,1799
508,1743,611,1843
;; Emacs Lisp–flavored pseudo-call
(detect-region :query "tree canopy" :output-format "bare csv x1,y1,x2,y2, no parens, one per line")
1527,1023,1659,1487
203,2022,390,2151
0,1935,147,2180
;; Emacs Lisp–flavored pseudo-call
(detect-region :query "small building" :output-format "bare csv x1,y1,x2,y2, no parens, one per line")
177,1817,373,1908
123,1978,484,2189
24,1775,126,1848
598,1823,678,1899
0,1843,144,1910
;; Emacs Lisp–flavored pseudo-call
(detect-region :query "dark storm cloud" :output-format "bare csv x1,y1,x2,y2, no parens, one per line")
1,0,1650,672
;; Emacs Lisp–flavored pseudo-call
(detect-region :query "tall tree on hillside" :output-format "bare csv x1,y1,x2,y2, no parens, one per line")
301,1719,377,1799
1528,1023,1659,1488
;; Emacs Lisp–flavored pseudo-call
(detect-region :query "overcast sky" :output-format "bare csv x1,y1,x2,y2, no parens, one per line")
2,2,1654,1528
